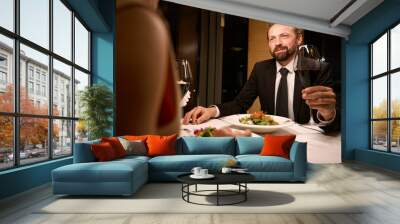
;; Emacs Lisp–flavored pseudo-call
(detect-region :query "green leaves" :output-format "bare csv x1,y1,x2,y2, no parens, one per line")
79,84,113,140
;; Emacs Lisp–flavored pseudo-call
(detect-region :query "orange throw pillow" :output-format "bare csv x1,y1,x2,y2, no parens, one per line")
146,134,177,157
91,142,118,161
260,135,296,159
101,137,127,158
124,135,148,141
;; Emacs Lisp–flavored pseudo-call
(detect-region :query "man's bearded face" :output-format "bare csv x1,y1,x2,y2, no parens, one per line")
271,44,297,61
268,24,300,62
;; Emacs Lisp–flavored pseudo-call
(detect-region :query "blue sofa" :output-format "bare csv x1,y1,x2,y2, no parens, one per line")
52,137,307,196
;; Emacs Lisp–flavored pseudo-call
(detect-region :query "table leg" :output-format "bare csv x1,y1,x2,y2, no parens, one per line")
245,183,247,201
217,184,219,206
188,184,191,202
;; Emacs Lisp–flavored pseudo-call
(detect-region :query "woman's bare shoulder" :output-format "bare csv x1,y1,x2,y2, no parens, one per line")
117,6,169,43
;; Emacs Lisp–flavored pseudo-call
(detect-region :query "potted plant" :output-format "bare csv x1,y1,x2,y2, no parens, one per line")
79,84,113,140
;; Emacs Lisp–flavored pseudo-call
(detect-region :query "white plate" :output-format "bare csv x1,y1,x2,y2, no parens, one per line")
190,174,215,179
222,114,294,133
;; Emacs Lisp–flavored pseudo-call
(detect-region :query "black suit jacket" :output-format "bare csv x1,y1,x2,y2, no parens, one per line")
217,58,340,132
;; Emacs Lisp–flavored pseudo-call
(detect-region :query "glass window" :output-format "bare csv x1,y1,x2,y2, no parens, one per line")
53,59,72,116
35,70,40,80
0,71,7,83
53,119,72,158
372,121,388,151
0,0,92,170
36,84,40,95
0,0,14,32
74,18,89,70
372,34,387,76
20,0,49,49
391,24,400,70
372,76,387,119
20,44,49,115
392,120,400,153
0,55,7,67
0,116,14,170
41,85,46,96
28,67,34,80
391,72,400,118
0,34,14,113
53,0,72,60
74,69,89,118
75,120,88,143
371,23,400,154
53,91,58,110
19,117,49,165
28,81,34,94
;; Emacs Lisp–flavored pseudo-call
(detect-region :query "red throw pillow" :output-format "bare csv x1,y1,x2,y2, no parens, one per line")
101,137,127,158
124,135,148,141
260,135,296,159
91,142,118,161
146,134,177,157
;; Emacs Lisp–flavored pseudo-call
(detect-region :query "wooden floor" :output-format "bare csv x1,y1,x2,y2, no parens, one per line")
1,162,400,224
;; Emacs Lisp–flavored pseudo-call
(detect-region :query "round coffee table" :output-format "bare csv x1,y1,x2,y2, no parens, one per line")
177,173,255,206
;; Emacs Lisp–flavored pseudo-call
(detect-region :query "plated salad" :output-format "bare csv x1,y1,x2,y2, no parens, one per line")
194,127,216,137
239,111,278,125
194,127,252,137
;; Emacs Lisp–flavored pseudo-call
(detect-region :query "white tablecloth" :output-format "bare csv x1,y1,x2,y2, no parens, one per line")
180,118,341,164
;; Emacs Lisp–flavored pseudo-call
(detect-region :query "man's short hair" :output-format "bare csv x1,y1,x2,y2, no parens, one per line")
267,23,304,39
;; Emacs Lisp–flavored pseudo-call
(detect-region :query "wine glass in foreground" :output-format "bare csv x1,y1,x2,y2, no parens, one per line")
176,59,193,107
296,44,324,89
296,45,325,125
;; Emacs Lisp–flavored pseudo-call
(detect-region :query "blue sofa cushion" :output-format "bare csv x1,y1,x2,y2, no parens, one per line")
116,155,150,163
73,140,100,163
53,159,147,183
236,137,264,155
178,137,235,155
148,154,235,172
236,155,293,172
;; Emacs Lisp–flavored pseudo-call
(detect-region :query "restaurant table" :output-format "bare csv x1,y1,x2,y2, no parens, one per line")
180,117,341,164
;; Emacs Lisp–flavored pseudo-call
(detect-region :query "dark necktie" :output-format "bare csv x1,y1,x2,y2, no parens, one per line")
276,67,289,117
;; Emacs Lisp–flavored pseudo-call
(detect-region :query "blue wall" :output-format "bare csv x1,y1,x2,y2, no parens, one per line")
0,0,115,200
0,158,72,199
91,0,115,135
344,0,400,171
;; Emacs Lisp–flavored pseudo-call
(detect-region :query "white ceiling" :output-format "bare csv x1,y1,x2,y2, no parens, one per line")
163,0,384,38
226,0,352,22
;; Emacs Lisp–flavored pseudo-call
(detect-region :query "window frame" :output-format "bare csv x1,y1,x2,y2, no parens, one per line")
370,20,400,154
0,0,92,171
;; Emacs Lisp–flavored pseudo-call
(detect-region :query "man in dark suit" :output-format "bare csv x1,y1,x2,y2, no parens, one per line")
183,23,338,131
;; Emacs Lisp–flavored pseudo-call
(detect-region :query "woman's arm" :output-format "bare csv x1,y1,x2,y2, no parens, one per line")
116,6,176,135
